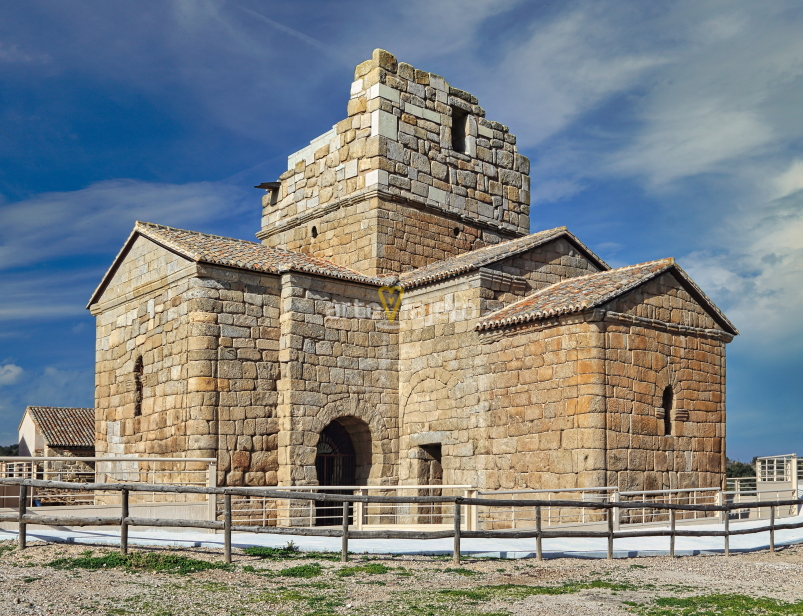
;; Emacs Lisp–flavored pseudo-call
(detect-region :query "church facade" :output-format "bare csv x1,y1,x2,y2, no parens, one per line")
88,50,737,493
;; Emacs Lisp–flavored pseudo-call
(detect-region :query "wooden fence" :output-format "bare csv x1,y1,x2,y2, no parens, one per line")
1,478,802,565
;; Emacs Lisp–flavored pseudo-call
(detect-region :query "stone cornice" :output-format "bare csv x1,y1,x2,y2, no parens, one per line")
477,267,527,295
255,187,526,241
599,310,734,342
475,308,733,342
88,263,200,316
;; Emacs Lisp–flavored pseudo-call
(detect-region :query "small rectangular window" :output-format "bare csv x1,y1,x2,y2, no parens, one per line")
451,107,468,153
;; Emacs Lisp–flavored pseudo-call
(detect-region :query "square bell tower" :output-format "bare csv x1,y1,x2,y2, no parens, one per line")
256,49,531,277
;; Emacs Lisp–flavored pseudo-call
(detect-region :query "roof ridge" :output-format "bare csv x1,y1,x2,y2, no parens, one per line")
477,257,678,331
399,226,608,289
135,221,261,246
136,220,375,278
89,221,396,308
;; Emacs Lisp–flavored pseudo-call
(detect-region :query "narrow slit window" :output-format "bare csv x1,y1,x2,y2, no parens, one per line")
662,385,673,436
134,356,144,417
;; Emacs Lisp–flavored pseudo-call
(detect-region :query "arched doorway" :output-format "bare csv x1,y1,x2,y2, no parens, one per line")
316,421,356,487
315,420,357,525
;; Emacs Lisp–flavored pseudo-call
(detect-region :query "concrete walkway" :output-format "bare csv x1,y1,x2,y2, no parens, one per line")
2,514,802,559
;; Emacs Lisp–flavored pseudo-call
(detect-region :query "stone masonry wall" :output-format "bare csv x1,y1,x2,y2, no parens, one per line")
93,237,197,466
602,320,726,492
276,273,399,486
258,49,530,276
606,272,723,332
191,264,282,487
483,237,604,306
398,241,611,490
262,196,514,275
600,272,728,491
475,317,609,491
399,274,608,491
398,268,727,493
93,238,283,487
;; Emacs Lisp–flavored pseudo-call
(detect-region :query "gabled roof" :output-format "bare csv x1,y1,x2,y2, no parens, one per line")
398,226,609,289
476,258,738,335
88,222,394,307
21,407,95,449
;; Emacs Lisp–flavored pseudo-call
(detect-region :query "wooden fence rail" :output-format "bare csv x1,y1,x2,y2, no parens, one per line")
0,478,800,564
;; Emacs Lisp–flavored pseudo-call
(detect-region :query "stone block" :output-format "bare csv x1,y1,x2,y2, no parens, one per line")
347,97,366,116
232,450,251,470
372,48,397,73
371,110,397,140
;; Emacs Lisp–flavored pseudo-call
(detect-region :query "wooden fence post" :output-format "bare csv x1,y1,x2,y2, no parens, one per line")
224,493,232,564
724,507,730,557
120,488,129,555
612,490,621,531
453,499,461,565
18,483,27,550
206,463,217,528
535,505,543,561
2,477,802,561
669,508,676,558
355,490,364,531
341,500,350,562
770,506,775,553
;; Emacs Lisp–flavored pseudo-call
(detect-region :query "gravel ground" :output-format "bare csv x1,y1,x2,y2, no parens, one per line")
0,540,802,615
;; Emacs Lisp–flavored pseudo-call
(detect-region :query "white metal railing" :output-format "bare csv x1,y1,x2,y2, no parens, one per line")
726,476,757,492
0,457,216,509
3,454,800,532
725,487,802,521
475,487,618,530
224,485,477,529
616,487,720,526
756,454,803,482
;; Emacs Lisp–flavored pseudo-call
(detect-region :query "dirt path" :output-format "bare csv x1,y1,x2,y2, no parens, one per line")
1,540,802,615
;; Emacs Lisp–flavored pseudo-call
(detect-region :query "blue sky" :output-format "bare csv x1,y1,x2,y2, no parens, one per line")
1,1,801,461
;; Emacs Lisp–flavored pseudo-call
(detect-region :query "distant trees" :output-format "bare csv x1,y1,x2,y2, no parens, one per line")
726,457,755,478
0,444,18,456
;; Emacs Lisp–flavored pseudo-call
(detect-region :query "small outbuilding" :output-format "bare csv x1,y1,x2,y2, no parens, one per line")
18,406,95,458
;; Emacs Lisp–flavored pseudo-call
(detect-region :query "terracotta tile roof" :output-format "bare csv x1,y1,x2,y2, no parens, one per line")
25,407,95,449
399,227,609,289
477,258,738,334
136,222,394,284
89,222,394,306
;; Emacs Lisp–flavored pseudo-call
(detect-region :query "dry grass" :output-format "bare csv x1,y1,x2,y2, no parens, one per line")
1,540,802,615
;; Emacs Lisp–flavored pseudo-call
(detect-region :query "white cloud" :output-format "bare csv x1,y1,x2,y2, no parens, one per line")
475,7,669,148
773,159,803,200
602,2,803,187
0,364,23,386
0,269,98,322
610,106,773,186
680,191,803,355
0,179,252,271
0,178,255,324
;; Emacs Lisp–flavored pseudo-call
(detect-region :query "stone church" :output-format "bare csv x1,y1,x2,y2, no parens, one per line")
88,49,737,494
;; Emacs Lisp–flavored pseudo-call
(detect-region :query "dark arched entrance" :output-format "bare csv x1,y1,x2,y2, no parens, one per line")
315,420,356,525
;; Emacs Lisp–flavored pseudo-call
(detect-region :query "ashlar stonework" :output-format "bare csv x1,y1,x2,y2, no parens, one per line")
88,49,738,495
